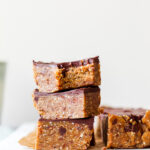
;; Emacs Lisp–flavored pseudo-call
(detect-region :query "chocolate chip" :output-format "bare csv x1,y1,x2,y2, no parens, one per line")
62,69,66,77
112,118,117,125
133,123,141,132
124,124,132,132
130,115,143,122
34,97,39,102
124,123,140,132
59,126,66,136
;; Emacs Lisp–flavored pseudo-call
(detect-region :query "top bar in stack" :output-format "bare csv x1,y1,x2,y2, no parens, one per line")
33,56,100,93
99,106,150,149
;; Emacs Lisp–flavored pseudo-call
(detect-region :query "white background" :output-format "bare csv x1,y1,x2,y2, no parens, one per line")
0,0,150,127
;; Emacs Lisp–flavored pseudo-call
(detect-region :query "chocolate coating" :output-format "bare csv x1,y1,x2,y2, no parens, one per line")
102,106,146,118
59,127,67,136
34,86,100,102
33,56,99,69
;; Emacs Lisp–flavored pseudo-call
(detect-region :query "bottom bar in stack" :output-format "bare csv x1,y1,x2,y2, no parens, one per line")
99,106,150,149
36,117,95,150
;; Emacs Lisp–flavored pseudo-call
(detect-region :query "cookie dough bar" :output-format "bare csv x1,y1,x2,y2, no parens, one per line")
33,87,100,119
36,117,95,150
99,107,150,149
33,56,100,93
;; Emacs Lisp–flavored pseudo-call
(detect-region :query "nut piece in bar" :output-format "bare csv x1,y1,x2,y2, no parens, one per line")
33,56,100,93
33,87,100,119
99,106,150,149
36,118,95,150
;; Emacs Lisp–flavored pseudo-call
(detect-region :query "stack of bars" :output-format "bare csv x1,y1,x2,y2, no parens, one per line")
32,56,101,150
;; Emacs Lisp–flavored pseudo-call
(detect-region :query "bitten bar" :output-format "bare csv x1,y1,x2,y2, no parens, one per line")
33,56,100,93
33,87,100,119
99,106,150,149
36,118,95,150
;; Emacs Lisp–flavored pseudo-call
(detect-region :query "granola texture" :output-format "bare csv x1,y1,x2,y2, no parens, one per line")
36,118,95,150
33,87,100,119
19,130,105,150
100,107,150,148
33,56,100,93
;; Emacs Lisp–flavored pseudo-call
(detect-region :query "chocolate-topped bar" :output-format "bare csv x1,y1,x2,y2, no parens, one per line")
99,106,150,148
36,117,95,150
33,56,100,93
33,87,100,119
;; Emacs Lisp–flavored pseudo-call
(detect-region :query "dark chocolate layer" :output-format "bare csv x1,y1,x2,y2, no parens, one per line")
34,86,100,102
102,106,146,118
39,117,94,130
33,56,99,69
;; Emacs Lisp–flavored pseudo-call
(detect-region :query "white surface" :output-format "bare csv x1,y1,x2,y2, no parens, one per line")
1,0,150,126
0,123,35,150
0,126,13,141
